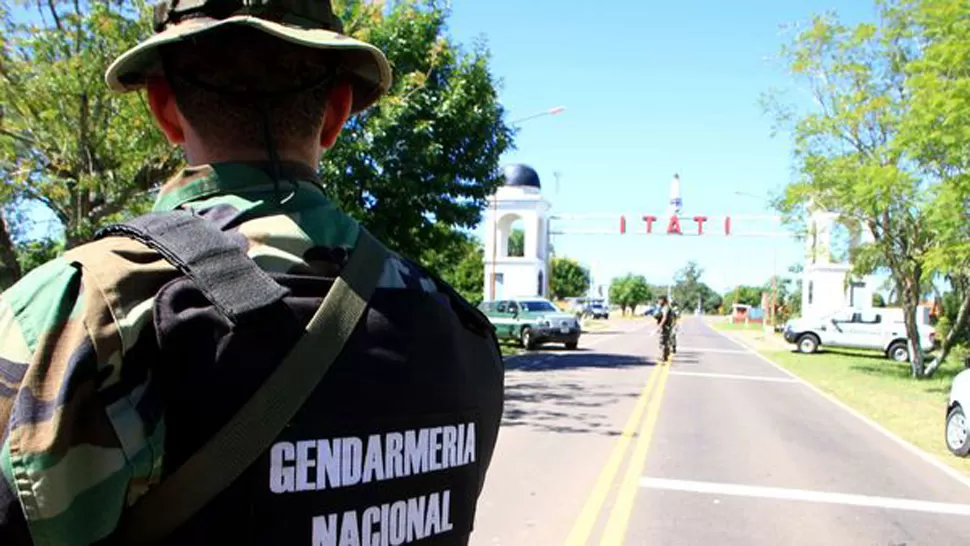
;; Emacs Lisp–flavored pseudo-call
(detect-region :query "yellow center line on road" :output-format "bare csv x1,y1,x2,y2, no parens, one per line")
563,360,666,546
599,360,672,545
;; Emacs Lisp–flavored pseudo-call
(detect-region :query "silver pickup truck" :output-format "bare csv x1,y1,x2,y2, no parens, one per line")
782,307,935,362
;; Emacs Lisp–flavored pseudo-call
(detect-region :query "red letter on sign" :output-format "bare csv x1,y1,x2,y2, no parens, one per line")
693,216,708,235
667,216,682,235
643,215,657,233
620,216,626,234
724,216,732,236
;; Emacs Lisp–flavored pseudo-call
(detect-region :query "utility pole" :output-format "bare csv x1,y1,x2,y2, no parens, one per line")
771,273,777,329
771,238,778,329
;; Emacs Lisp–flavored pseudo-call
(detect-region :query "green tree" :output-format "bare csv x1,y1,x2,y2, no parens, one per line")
324,0,514,263
780,286,802,323
549,257,590,300
784,263,804,319
723,286,764,307
423,229,483,306
763,5,936,376
672,261,721,313
0,210,20,289
898,0,970,372
0,0,514,284
507,229,524,258
873,293,888,307
0,0,181,258
939,281,970,345
609,274,652,316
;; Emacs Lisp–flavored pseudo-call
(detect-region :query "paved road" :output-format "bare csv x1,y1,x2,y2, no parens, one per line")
470,317,970,545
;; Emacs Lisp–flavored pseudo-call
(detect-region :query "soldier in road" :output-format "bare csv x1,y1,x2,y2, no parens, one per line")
657,295,675,361
0,1,503,545
669,299,681,355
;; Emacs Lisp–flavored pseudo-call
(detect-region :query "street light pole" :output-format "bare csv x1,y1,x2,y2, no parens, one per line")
509,106,566,126
488,106,567,302
771,248,778,330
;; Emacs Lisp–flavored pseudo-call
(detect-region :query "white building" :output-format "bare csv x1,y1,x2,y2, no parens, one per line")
482,164,552,301
801,209,876,317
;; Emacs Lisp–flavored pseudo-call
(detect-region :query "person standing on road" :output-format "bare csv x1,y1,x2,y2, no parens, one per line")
657,295,674,361
669,299,681,355
0,2,504,545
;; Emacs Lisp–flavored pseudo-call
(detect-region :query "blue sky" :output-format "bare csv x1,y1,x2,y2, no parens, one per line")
449,0,879,293
16,0,883,294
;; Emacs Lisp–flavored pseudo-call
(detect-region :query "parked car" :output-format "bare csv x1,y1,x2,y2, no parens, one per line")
479,298,582,350
946,362,970,457
585,303,610,319
782,307,935,362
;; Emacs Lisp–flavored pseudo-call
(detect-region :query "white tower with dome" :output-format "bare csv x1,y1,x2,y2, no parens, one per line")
482,164,552,301
802,207,876,317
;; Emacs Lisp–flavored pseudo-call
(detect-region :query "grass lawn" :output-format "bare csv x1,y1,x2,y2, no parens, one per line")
765,347,970,477
499,343,524,357
711,321,770,331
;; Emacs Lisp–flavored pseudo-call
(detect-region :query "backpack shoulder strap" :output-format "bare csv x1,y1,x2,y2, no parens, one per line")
112,226,389,545
95,210,289,321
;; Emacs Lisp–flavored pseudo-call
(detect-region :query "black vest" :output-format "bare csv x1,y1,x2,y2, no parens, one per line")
97,212,505,546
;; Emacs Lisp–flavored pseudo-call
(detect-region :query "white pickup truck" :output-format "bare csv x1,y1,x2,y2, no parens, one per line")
782,307,935,362
947,366,970,457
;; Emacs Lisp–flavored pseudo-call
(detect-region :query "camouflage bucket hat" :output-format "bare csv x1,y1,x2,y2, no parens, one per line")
105,0,392,113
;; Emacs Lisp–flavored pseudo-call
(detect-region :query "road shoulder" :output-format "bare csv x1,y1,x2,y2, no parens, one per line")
707,319,970,486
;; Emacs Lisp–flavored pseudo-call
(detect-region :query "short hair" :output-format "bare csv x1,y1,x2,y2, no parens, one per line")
160,25,337,151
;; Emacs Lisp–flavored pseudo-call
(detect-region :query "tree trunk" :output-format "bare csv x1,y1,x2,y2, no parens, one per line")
0,211,22,290
924,284,970,378
900,277,925,377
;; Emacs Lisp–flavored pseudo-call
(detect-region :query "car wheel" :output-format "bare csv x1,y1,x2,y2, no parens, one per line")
947,406,970,457
521,327,537,351
796,334,820,354
565,340,578,350
888,341,910,362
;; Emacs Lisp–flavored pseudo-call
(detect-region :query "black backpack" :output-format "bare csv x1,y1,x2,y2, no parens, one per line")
65,211,504,546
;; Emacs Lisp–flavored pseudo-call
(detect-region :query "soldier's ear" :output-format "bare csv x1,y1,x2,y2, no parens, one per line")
146,75,185,145
319,81,353,150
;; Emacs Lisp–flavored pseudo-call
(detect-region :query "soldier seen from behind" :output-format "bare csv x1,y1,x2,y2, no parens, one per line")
0,1,504,545
656,295,674,361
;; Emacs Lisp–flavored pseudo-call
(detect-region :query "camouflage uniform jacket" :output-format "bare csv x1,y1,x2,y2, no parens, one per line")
659,304,674,334
0,162,445,546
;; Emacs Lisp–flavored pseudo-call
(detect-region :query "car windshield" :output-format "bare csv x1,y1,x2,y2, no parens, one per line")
519,300,558,312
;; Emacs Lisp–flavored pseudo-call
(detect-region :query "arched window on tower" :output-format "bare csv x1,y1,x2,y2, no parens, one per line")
507,217,525,257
